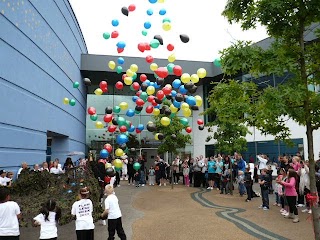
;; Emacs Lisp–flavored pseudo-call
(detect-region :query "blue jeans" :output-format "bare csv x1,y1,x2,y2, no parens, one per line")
239,183,246,195
275,192,280,204
261,189,269,208
139,170,146,184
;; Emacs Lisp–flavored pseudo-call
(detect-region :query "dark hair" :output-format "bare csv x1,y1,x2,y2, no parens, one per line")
0,187,10,202
40,200,61,222
287,169,298,179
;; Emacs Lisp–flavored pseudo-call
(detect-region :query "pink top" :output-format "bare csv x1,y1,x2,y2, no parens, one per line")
292,162,301,172
282,177,297,196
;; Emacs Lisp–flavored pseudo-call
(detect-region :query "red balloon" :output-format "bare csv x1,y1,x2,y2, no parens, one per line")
151,100,158,106
104,144,112,153
137,43,146,52
173,65,183,76
87,107,96,115
101,86,108,93
147,95,155,102
186,127,192,133
117,48,124,53
145,44,151,51
136,129,141,134
197,119,204,125
136,90,142,97
155,67,169,79
104,114,113,123
145,105,154,114
156,90,165,100
132,82,140,91
115,81,124,90
122,74,128,80
108,125,117,133
162,87,171,95
140,74,147,82
136,98,145,106
119,125,127,132
167,43,174,51
99,81,108,89
111,31,119,38
128,4,136,11
146,55,154,63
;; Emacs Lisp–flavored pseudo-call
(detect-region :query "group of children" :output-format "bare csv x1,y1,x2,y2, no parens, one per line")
0,185,126,240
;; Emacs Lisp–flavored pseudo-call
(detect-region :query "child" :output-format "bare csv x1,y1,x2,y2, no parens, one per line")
71,187,95,240
259,168,270,210
220,167,230,194
274,169,283,207
0,187,21,239
33,199,61,240
134,170,140,188
244,167,253,202
182,160,190,187
148,166,155,186
101,185,127,240
238,170,246,196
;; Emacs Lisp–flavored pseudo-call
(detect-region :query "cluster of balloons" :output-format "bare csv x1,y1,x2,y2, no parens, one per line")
63,81,80,106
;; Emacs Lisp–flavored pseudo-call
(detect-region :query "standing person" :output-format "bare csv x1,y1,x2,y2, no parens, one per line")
33,199,61,240
127,158,134,185
71,187,95,240
237,171,246,197
299,161,311,214
101,185,127,240
244,167,253,202
207,157,216,190
257,155,268,174
148,166,155,186
0,170,12,186
259,168,270,210
138,155,147,187
188,158,194,185
0,187,22,239
182,160,190,187
172,156,180,184
156,155,168,186
277,169,299,223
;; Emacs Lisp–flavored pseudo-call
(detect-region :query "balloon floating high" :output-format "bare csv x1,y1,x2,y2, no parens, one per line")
121,6,129,16
154,35,163,45
179,34,190,43
83,78,91,86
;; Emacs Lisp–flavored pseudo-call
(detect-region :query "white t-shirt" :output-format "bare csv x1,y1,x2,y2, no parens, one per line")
257,156,268,170
0,201,20,236
71,199,94,230
104,194,122,219
50,167,63,174
0,177,11,186
33,212,57,239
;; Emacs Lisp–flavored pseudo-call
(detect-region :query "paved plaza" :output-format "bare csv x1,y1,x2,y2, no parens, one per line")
20,182,313,240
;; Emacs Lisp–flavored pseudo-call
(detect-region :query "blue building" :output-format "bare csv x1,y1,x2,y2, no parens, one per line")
0,0,87,172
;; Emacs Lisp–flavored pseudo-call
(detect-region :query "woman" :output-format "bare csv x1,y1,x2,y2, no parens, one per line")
277,169,299,223
299,161,311,214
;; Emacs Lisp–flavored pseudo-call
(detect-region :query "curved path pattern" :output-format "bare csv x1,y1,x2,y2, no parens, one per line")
191,188,289,240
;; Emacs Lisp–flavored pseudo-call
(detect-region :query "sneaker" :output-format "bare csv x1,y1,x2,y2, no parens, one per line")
277,204,281,207
159,184,162,187
273,203,278,206
164,183,166,186
207,187,212,190
280,209,285,213
297,204,305,208
283,212,290,217
128,183,131,185
149,183,151,186
217,188,219,191
258,205,263,209
246,199,251,202
263,207,269,211
281,210,288,215
301,209,309,213
141,184,145,187
152,184,155,186
308,209,312,214
118,185,120,187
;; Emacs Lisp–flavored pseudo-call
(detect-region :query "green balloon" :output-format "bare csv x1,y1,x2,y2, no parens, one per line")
170,113,176,118
180,117,189,126
90,114,98,121
69,99,76,106
125,120,131,128
113,106,121,113
73,81,80,88
103,32,110,39
150,39,160,49
142,30,148,36
133,162,141,171
116,66,123,74
130,85,135,91
213,58,221,67
135,110,141,114
132,72,137,80
167,63,175,73
117,117,126,126
140,92,148,101
162,18,171,23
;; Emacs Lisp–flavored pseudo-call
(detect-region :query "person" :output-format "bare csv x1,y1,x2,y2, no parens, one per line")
50,161,63,175
220,166,230,194
259,168,270,210
244,167,253,202
17,162,29,178
71,187,95,240
207,157,216,190
156,155,168,186
299,161,311,214
62,157,74,172
237,170,246,196
0,170,12,186
33,199,61,240
121,158,128,181
127,158,134,185
172,156,180,184
148,166,155,186
278,169,299,223
134,170,140,188
182,160,190,187
101,185,127,240
32,164,41,172
138,155,147,186
0,187,22,239
257,155,268,174
40,162,50,172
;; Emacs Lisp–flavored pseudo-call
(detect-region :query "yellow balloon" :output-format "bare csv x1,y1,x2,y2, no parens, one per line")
119,102,128,110
146,86,155,95
162,22,171,31
147,121,153,125
183,108,192,117
160,117,171,126
124,77,133,85
126,69,134,77
168,53,176,63
150,63,158,71
108,61,116,70
191,74,199,83
105,163,112,169
181,102,190,110
197,68,207,78
165,84,172,89
153,108,160,116
181,73,191,83
115,148,124,157
195,95,203,107
155,133,159,140
130,64,138,72
170,104,178,113
95,121,104,129
158,0,165,2
94,88,103,95
113,159,123,168
63,97,69,105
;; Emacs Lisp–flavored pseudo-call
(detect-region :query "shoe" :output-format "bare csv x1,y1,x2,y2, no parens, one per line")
282,211,289,216
141,184,145,187
217,188,219,191
128,183,131,185
149,183,151,186
301,209,309,213
258,205,263,209
308,209,312,214
207,187,212,190
277,204,281,207
246,199,251,202
152,184,154,186
280,209,285,213
263,207,269,210
293,215,299,223
220,192,224,194
118,185,120,187
159,184,162,186
297,204,305,208
284,213,294,219
273,203,278,206
164,183,166,186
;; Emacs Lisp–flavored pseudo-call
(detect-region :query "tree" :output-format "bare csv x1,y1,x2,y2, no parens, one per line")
208,0,320,237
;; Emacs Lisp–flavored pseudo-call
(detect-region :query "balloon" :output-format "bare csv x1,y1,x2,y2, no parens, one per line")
111,31,119,38
172,79,181,89
104,114,113,123
103,32,110,40
142,30,148,36
168,53,176,63
179,85,188,94
140,92,148,101
121,6,129,16
140,74,147,82
146,55,154,63
191,74,199,83
147,86,155,95
113,159,123,169
173,65,183,76
137,124,144,131
213,58,221,67
186,96,196,106
198,125,204,131
117,57,125,65
105,106,113,114
73,81,79,88
130,64,138,72
150,39,160,48
112,19,119,27
154,35,163,45
100,149,109,158
197,68,207,78
180,117,189,126
83,77,91,86
136,98,145,106
106,167,115,177
154,133,159,140
183,108,192,117
117,48,124,53
116,134,128,144
162,22,171,31
156,78,164,86
156,90,165,100
113,106,121,113
144,21,152,29
186,127,192,133
150,63,158,71
116,41,126,49
154,67,168,78
99,81,108,90
197,119,204,125
181,73,191,83
161,117,171,126
124,77,133,85
128,125,135,132
63,97,69,105
119,102,129,110
167,43,174,51
104,143,112,153
117,117,126,126
90,114,98,121
159,8,166,15
162,17,171,23
179,34,190,43
116,66,123,74
131,82,140,91
162,86,171,95
94,88,103,95
128,4,136,11
108,61,116,70
195,95,203,107
126,109,135,117
87,107,96,115
119,125,127,132
153,108,160,116
69,99,76,106
147,8,153,15
112,117,118,125
145,105,154,114
108,125,117,133
115,81,124,90
95,121,104,129
133,162,141,171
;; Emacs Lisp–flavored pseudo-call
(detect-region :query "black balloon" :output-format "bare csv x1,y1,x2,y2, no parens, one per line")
198,125,204,131
155,98,163,104
154,35,163,45
112,117,118,125
121,6,129,16
156,78,165,86
184,82,194,89
83,78,91,86
171,134,177,139
120,143,127,150
164,108,171,116
166,94,172,100
175,93,184,102
141,83,148,91
179,34,190,43
105,106,113,114
147,123,157,132
191,105,199,110
135,106,143,111
158,133,164,140
106,167,115,177
188,85,198,94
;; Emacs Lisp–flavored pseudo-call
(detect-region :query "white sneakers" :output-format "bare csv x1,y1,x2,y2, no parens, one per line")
297,204,305,208
207,187,213,190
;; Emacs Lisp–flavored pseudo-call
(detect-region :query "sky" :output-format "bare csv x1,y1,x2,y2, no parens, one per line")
69,0,269,62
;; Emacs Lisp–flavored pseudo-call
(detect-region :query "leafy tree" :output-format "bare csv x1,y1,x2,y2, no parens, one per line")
207,0,320,236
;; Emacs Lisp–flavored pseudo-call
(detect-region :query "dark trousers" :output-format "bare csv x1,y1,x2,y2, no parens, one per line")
261,189,269,208
108,217,126,240
76,229,94,240
173,172,180,183
128,173,134,184
246,185,252,200
0,237,19,240
193,171,202,187
189,172,193,184
286,196,298,215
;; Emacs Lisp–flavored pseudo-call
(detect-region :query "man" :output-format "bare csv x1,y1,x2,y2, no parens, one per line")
17,162,29,179
138,155,147,186
156,155,168,186
257,154,268,174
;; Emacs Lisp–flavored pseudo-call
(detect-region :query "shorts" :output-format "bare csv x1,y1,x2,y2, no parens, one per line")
160,171,166,178
208,173,215,181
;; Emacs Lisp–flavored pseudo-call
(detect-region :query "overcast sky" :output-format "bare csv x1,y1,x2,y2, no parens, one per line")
69,0,269,62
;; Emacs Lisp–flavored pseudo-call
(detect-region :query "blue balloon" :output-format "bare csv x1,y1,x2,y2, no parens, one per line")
137,124,144,131
149,82,155,87
117,57,125,65
154,104,160,109
179,85,188,94
116,41,126,49
186,96,196,106
144,80,151,86
172,79,181,89
171,90,177,97
147,9,153,15
112,19,119,27
132,96,138,102
126,109,135,117
144,21,152,29
100,149,109,158
159,9,166,15
154,82,161,89
149,0,157,3
173,100,181,108
128,125,135,132
116,134,129,144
